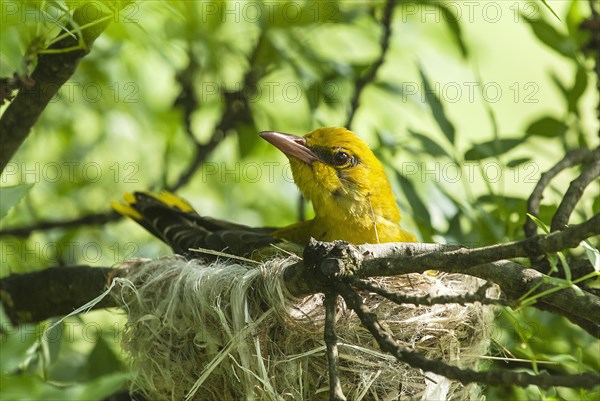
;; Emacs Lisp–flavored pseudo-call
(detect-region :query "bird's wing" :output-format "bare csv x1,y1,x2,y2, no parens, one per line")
113,192,282,258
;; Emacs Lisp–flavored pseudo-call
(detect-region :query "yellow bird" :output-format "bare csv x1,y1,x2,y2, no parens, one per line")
113,127,415,257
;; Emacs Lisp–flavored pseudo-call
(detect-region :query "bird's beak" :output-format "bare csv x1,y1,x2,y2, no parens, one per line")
259,131,319,164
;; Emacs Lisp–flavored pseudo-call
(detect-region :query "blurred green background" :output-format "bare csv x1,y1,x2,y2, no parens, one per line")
1,0,598,399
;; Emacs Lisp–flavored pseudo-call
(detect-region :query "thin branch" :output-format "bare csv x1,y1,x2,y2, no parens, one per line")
0,266,118,324
347,277,508,306
167,29,266,192
345,0,396,128
336,281,600,389
324,292,346,401
524,148,593,238
3,243,599,337
0,5,119,174
0,211,120,238
469,260,600,338
0,30,269,237
284,216,600,337
3,215,598,331
551,146,600,231
318,214,600,279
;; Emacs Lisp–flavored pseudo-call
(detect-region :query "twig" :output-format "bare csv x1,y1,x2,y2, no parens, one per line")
168,30,266,192
347,277,508,306
551,146,600,231
3,231,600,336
0,30,269,237
345,0,396,128
524,148,592,238
324,292,346,401
0,211,120,238
3,215,598,331
336,281,600,389
321,214,600,278
0,5,119,173
284,216,600,337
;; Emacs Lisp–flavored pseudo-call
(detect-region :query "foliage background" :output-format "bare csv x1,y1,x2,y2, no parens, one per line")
0,0,598,400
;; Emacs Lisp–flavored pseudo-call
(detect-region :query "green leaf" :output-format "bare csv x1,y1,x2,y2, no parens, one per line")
567,64,588,115
581,240,600,272
237,123,260,159
430,2,468,58
0,372,128,401
395,172,433,241
557,251,572,282
65,373,128,400
306,81,323,110
86,337,123,380
0,324,38,373
418,66,456,144
409,130,452,159
464,138,523,160
525,116,568,138
0,184,34,221
523,16,576,58
507,158,531,168
539,0,560,21
526,213,550,234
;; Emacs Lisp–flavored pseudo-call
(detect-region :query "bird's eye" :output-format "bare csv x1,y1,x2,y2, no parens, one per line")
332,151,351,166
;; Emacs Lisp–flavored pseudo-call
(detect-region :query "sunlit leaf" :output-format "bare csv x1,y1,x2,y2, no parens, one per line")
525,116,568,138
409,130,452,159
0,324,38,373
430,2,468,58
507,158,531,168
0,372,128,401
86,337,124,380
581,240,600,272
237,123,260,159
418,66,456,144
523,16,576,58
464,138,523,160
539,0,560,21
0,184,34,221
526,213,550,234
567,64,588,115
395,172,434,242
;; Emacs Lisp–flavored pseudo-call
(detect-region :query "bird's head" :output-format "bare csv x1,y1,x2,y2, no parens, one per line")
259,127,401,224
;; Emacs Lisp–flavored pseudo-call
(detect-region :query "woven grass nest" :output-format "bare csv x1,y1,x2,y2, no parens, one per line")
117,256,494,400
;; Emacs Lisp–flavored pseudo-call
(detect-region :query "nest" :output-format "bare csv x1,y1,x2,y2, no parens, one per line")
117,256,494,401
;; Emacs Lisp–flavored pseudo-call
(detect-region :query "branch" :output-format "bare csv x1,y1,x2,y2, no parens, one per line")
336,281,600,389
324,292,346,401
284,216,600,337
288,214,600,281
4,215,598,335
0,4,125,173
0,215,600,332
551,146,600,231
0,29,269,238
347,277,508,306
167,30,267,192
0,211,120,238
469,260,600,338
345,0,396,128
524,148,593,238
0,266,118,324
